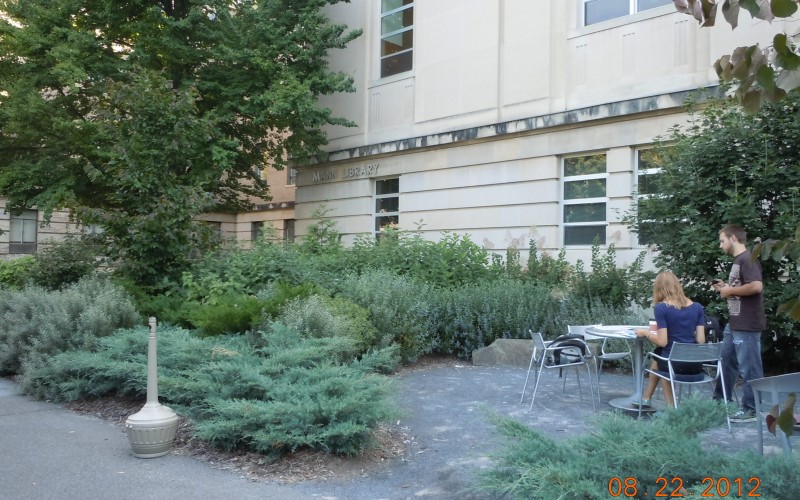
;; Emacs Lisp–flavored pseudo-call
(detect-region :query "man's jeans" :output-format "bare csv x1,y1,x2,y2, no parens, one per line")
714,325,764,411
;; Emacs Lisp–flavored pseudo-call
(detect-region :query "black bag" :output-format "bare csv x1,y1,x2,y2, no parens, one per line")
704,314,721,343
547,334,589,365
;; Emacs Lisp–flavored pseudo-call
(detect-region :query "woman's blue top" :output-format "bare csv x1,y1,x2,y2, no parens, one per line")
654,301,705,356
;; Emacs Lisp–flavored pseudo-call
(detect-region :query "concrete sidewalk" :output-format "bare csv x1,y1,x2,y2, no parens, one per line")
0,362,775,500
0,378,313,500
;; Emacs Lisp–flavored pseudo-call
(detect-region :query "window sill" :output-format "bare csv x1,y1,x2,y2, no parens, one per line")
569,5,675,40
368,71,415,89
9,243,37,254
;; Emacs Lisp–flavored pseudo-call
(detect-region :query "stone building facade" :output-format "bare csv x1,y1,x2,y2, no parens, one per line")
293,0,789,266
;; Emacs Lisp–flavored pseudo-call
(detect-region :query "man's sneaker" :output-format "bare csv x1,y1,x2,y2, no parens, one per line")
729,409,757,423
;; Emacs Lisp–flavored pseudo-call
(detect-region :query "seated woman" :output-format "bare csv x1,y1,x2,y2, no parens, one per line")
635,271,706,408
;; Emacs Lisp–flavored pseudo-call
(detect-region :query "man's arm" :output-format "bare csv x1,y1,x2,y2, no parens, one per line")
719,280,763,298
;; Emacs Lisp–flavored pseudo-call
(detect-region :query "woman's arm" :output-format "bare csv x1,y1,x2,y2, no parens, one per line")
635,327,668,347
695,325,705,344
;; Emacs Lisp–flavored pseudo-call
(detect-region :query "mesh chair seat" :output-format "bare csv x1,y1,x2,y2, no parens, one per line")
652,371,706,383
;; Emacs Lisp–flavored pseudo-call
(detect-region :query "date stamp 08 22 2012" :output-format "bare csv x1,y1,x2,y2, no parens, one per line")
607,476,762,497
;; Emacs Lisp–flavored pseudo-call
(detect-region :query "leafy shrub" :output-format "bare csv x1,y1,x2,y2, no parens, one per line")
480,398,798,499
188,293,265,336
110,277,195,328
27,236,104,290
182,240,329,302
524,240,571,286
334,269,443,363
350,228,493,289
182,244,284,301
569,241,654,309
298,205,344,255
21,323,398,459
437,279,562,359
275,294,383,353
0,277,140,375
256,281,324,319
0,256,35,289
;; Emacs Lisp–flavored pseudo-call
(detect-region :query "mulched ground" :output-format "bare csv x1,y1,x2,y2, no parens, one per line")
63,355,462,484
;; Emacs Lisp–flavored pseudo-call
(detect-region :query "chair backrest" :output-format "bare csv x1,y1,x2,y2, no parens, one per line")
567,325,587,336
668,342,722,364
529,330,547,351
572,324,602,341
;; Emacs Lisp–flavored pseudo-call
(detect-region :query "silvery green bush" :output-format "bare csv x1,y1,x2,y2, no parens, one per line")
0,276,140,375
22,323,397,458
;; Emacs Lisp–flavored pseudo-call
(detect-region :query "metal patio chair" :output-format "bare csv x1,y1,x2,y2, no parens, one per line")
520,330,597,412
570,324,633,398
639,342,731,430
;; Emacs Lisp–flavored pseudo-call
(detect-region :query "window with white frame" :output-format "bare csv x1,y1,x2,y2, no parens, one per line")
9,209,38,253
380,0,413,78
286,165,297,186
374,177,399,237
635,148,667,245
563,154,607,245
583,0,672,26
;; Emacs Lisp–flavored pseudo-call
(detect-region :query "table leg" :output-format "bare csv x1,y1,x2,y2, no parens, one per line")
607,338,660,412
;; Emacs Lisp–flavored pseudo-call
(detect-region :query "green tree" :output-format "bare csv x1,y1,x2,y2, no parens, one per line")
628,95,800,371
676,0,800,111
0,0,360,286
676,0,800,321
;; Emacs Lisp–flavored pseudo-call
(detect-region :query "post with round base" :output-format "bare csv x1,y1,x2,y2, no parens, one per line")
125,317,179,458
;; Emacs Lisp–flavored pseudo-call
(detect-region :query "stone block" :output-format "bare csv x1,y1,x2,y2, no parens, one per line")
472,338,533,369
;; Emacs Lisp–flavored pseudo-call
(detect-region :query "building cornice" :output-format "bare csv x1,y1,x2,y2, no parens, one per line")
305,87,722,165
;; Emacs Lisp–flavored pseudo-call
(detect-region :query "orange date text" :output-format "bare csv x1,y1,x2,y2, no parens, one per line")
607,476,762,497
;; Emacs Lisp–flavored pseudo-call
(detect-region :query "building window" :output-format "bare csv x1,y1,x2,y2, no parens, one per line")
563,154,607,245
286,166,297,186
284,219,295,242
375,177,399,237
251,221,264,242
9,209,38,254
584,0,672,26
635,148,667,245
200,221,222,243
380,0,413,78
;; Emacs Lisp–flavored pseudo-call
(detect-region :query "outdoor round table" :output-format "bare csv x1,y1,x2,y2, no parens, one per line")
584,325,658,411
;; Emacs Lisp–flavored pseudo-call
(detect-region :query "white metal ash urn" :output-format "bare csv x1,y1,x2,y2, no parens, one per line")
125,317,179,458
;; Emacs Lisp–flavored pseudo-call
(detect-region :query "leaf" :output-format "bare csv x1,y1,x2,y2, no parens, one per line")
777,393,796,436
674,0,691,14
777,297,800,320
771,0,799,17
756,64,776,89
776,67,800,91
773,33,800,70
762,82,787,102
766,404,779,435
677,0,710,23
741,0,777,20
715,54,734,79
741,89,763,112
722,0,742,28
701,0,720,26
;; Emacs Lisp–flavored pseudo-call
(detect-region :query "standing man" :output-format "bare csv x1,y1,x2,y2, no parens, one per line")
713,224,766,422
